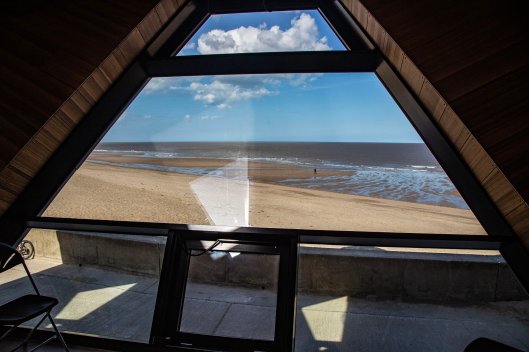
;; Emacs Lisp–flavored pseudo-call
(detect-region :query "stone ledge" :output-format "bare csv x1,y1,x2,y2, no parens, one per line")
26,229,528,302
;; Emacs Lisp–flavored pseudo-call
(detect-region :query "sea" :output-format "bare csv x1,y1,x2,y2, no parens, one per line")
92,142,468,209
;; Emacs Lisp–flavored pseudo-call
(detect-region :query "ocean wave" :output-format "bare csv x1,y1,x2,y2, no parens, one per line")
410,165,437,169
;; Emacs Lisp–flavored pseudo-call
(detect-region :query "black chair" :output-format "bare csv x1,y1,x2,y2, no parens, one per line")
465,337,524,352
0,242,70,351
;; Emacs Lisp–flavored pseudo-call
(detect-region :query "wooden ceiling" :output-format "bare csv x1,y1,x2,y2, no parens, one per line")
0,0,162,167
0,0,528,248
0,0,182,213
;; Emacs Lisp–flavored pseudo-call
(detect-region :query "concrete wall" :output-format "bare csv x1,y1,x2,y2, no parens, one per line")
26,229,528,302
188,252,280,290
27,229,166,276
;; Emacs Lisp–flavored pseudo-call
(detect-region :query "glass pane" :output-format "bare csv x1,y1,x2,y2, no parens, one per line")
295,245,529,351
0,229,163,342
43,73,485,235
180,250,279,340
177,10,346,56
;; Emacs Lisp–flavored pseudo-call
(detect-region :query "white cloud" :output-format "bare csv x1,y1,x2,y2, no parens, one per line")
141,74,324,110
189,80,275,109
184,114,191,120
182,42,196,51
144,115,152,119
197,13,331,54
143,77,201,94
200,115,220,120
144,78,172,93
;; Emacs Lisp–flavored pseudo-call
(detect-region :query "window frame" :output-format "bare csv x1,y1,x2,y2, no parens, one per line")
150,230,298,351
3,0,528,350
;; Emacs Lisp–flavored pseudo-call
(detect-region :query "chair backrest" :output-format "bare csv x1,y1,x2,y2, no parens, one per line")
0,242,41,295
0,242,24,274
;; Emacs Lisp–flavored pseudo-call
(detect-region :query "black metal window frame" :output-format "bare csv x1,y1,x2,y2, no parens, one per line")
3,0,529,350
150,230,298,352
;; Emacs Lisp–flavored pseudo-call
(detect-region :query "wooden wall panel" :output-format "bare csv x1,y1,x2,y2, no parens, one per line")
0,0,182,216
344,0,529,246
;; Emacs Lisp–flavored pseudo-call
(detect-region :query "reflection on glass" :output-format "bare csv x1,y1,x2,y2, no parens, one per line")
180,251,279,340
176,10,346,56
0,229,162,342
43,73,485,235
295,245,529,351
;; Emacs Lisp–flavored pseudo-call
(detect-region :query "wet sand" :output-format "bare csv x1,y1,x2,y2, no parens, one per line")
88,154,350,182
44,162,486,235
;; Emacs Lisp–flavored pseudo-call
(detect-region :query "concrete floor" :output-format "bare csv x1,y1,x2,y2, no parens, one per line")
1,258,529,351
1,339,106,352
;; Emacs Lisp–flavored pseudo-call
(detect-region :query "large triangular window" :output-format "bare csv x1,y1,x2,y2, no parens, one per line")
42,71,485,235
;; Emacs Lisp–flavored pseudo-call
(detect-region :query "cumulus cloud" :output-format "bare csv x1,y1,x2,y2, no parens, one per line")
189,80,275,109
197,13,331,54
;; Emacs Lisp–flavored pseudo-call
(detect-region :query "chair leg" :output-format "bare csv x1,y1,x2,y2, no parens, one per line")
1,314,69,352
22,314,48,346
3,312,48,352
45,314,70,352
0,324,18,341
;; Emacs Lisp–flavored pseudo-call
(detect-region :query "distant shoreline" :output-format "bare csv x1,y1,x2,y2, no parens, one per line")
87,153,466,209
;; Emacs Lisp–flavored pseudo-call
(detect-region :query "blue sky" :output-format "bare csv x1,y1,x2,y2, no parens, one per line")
102,11,423,144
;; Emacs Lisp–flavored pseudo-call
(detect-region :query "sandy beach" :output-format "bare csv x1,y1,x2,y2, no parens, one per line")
44,160,485,235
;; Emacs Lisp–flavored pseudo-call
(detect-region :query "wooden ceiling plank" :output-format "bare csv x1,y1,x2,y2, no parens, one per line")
459,136,496,184
0,50,74,100
0,25,53,67
40,51,96,91
418,81,446,123
72,0,158,28
138,10,164,43
365,13,387,52
99,53,127,82
435,40,529,102
349,0,369,29
0,71,56,127
90,68,113,93
59,98,87,125
0,165,32,194
483,168,526,217
508,204,529,247
399,54,424,96
60,3,131,43
451,65,529,135
437,108,471,152
383,35,404,72
118,28,147,63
